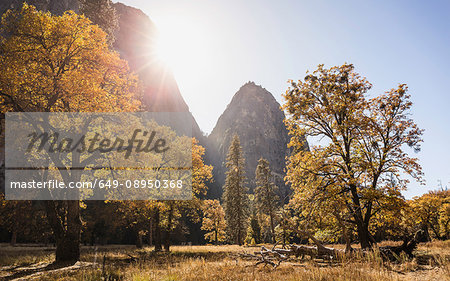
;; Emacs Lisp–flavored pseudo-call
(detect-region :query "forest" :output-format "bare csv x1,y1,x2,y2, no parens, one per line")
0,2,449,281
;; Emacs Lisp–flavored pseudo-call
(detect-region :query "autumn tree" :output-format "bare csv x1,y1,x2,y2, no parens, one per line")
439,197,450,239
201,199,226,244
81,200,125,246
408,189,449,240
222,134,249,245
283,64,423,249
149,138,212,251
254,158,279,243
0,4,139,262
274,207,296,245
369,193,406,241
114,200,155,248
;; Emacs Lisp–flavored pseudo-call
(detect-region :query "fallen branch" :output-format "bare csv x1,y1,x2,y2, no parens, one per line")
239,245,289,268
378,230,423,261
240,230,424,268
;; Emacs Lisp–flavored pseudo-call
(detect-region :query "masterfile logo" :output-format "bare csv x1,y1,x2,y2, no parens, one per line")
5,112,193,201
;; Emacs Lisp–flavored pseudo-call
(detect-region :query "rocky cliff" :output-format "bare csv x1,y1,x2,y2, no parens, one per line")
206,82,304,200
0,0,79,16
112,3,204,139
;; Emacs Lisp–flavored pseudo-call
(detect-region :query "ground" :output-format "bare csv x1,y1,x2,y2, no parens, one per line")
0,241,449,280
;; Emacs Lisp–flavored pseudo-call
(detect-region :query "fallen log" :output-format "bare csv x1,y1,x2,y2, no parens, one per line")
240,246,287,268
239,241,343,268
378,230,423,261
240,230,424,268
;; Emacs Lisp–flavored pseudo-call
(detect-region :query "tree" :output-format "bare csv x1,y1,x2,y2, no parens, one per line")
201,199,226,244
439,198,450,240
118,138,214,252
160,138,213,251
283,64,423,249
245,210,261,245
114,200,154,248
408,189,449,240
255,158,279,243
0,195,50,246
108,138,212,252
222,134,249,245
274,207,296,245
0,4,139,262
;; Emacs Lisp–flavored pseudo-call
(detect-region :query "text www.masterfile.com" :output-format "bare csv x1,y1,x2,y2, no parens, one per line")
9,179,186,189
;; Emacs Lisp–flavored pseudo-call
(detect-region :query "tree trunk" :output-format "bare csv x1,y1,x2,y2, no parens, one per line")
349,183,372,249
356,221,371,249
237,227,241,245
136,231,143,249
420,223,431,242
10,229,17,246
148,219,152,246
332,210,353,253
46,200,81,264
343,226,352,253
153,207,162,252
237,206,242,245
164,203,174,252
59,200,81,263
269,212,275,243
55,234,80,263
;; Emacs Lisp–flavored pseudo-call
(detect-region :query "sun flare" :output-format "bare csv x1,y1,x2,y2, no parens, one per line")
154,16,210,76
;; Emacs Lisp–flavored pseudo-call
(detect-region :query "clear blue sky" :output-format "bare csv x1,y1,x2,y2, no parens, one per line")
118,0,450,198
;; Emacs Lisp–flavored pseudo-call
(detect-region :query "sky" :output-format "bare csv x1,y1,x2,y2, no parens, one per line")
117,0,449,198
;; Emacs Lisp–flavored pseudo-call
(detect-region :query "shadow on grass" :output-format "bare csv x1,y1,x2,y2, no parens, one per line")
0,260,87,280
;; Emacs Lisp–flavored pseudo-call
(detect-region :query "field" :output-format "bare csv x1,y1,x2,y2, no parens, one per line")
0,241,449,281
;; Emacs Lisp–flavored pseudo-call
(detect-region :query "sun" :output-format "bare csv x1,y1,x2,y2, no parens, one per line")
154,16,210,76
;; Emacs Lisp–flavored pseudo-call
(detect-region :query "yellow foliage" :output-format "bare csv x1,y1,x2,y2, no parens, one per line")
0,3,140,113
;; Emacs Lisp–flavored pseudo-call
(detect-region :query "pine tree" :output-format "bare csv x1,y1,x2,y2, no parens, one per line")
255,158,279,243
222,134,249,245
245,209,261,245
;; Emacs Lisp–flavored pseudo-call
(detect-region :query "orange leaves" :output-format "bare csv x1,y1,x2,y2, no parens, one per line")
0,3,140,113
283,63,424,245
201,199,226,243
405,190,450,239
192,138,213,197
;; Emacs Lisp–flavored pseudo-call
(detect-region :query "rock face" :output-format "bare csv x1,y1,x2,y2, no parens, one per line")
0,0,79,16
207,82,303,200
112,3,204,139
112,3,185,112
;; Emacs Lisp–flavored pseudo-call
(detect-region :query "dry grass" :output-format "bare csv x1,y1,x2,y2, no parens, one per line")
0,242,449,281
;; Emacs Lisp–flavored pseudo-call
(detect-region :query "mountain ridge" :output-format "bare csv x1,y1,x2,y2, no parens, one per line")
206,81,303,200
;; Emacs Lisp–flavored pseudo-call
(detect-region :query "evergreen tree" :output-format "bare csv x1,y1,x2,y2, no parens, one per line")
255,158,279,243
245,209,261,245
222,134,249,245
